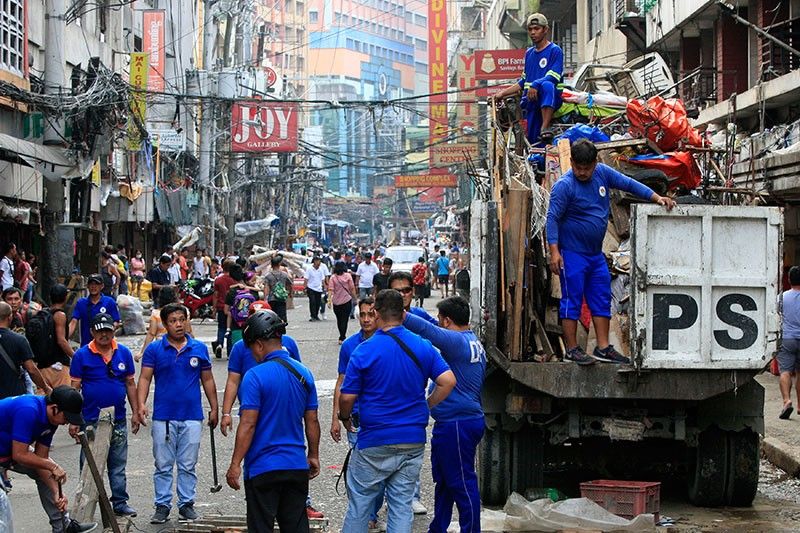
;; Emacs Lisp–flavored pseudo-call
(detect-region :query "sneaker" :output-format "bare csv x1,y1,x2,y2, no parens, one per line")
65,520,98,533
306,505,325,519
150,505,170,524
113,503,137,517
179,503,199,521
369,519,388,532
565,346,595,366
411,499,427,515
593,345,631,364
213,343,222,359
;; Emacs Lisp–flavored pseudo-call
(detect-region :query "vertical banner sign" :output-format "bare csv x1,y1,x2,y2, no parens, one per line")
128,52,149,150
231,102,299,152
143,11,166,92
432,53,479,165
428,0,448,201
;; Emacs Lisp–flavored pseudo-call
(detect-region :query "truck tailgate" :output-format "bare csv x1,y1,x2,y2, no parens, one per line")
631,204,782,369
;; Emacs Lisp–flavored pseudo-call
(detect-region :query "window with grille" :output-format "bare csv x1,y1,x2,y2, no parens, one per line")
0,0,25,76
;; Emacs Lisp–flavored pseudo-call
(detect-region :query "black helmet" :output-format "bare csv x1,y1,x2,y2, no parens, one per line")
243,310,286,345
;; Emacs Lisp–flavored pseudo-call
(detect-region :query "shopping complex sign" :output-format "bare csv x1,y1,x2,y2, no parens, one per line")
231,102,298,152
395,174,457,188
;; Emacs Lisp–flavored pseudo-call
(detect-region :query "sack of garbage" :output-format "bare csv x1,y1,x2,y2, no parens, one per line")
627,95,704,151
116,294,146,335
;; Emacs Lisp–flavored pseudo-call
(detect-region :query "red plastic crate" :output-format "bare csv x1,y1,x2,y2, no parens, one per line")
580,480,660,522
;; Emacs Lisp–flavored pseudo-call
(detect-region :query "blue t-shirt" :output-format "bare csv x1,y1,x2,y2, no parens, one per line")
228,335,302,377
518,42,564,92
70,342,135,422
409,306,438,325
436,256,450,275
404,314,485,422
0,395,56,456
783,289,800,339
72,296,121,346
546,163,655,255
239,349,318,479
337,330,372,418
142,335,213,421
341,326,450,449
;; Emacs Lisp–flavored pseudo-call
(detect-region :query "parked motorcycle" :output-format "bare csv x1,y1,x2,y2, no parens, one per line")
179,278,215,320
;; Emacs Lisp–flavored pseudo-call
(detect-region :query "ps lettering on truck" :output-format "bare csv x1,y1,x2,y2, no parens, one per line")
631,204,782,369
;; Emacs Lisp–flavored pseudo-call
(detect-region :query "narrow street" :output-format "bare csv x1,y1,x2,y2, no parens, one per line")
4,295,800,531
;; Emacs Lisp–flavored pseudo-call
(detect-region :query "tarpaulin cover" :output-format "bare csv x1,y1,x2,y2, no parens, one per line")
627,96,704,152
554,124,611,145
625,151,702,191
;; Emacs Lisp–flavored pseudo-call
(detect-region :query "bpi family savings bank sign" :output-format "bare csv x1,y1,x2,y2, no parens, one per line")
231,102,298,152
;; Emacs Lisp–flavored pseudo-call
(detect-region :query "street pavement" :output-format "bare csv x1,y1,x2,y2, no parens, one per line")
7,296,800,531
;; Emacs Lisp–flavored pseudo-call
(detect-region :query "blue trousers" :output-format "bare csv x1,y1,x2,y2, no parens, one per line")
428,417,485,533
151,420,202,509
522,80,562,144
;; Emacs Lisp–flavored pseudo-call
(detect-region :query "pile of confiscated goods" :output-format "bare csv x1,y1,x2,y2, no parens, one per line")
491,84,747,363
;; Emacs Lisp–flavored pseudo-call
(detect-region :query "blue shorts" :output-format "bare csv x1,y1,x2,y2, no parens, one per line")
558,249,611,321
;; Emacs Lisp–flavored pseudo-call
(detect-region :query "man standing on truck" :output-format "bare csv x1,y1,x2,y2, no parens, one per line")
546,139,676,365
778,265,800,419
492,13,563,145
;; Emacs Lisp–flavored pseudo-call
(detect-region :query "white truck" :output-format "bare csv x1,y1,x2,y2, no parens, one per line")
472,202,782,507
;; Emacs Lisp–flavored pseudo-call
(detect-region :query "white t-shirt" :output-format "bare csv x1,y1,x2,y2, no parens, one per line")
168,263,181,284
356,261,380,288
0,256,14,290
304,264,330,292
193,257,208,277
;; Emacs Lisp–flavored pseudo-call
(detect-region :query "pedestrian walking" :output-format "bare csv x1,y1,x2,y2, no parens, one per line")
304,256,329,322
779,265,800,419
136,287,193,361
146,254,173,307
371,258,392,297
225,310,321,533
129,250,146,299
264,255,292,324
192,249,209,279
0,301,50,399
30,284,74,392
212,260,237,358
329,262,357,343
68,313,138,517
68,274,120,347
435,251,451,299
412,257,429,308
0,387,98,532
339,289,456,532
136,303,219,524
355,252,379,300
546,139,675,365
0,243,16,291
403,297,486,533
15,251,33,303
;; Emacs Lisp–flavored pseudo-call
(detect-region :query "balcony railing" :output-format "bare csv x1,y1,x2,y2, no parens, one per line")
680,67,739,112
762,16,800,80
615,0,643,22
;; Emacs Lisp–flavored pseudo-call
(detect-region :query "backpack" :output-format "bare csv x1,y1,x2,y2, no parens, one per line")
231,289,256,327
25,307,56,365
271,275,289,301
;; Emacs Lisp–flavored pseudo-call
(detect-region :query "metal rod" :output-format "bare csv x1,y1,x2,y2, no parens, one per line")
717,1,800,59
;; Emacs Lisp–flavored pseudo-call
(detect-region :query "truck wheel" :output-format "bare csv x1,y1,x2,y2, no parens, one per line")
511,427,544,494
477,426,511,505
688,426,728,506
725,429,759,506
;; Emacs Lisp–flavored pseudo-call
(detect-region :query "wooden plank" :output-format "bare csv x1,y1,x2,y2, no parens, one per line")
71,408,115,525
557,138,571,174
594,138,649,152
507,186,531,360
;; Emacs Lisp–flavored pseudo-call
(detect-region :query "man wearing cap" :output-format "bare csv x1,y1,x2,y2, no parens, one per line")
69,274,121,347
69,313,138,518
0,385,97,532
355,252,379,300
493,13,563,145
225,310,320,532
136,302,219,524
146,255,174,308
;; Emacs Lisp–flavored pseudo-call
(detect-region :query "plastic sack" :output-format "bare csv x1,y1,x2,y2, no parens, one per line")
0,488,12,532
449,492,655,532
554,123,610,145
627,96,704,151
624,151,702,191
116,294,146,335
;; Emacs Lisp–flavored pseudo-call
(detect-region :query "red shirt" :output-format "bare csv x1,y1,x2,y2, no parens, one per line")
213,273,236,310
412,263,428,286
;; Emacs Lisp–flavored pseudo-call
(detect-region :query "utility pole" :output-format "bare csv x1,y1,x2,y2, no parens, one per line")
199,0,217,254
41,0,67,299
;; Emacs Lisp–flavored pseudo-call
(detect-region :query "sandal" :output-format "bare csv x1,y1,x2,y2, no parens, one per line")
780,403,793,420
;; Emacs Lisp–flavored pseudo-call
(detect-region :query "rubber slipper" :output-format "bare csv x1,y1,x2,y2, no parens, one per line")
780,403,793,420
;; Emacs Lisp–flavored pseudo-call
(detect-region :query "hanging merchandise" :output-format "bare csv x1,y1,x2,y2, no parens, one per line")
626,96,704,152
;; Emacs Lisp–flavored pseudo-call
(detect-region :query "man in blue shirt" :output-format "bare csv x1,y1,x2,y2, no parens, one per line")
778,266,800,419
339,289,456,533
136,303,219,524
0,387,97,533
435,251,451,298
69,313,138,518
546,140,675,365
69,274,121,346
493,13,563,145
403,297,485,533
225,310,320,533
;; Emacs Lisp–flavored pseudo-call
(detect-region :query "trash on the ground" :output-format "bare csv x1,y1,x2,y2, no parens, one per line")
116,294,146,335
656,515,676,527
525,487,567,502
448,492,655,532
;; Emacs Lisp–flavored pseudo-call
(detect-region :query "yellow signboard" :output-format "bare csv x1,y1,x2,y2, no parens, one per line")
128,52,149,150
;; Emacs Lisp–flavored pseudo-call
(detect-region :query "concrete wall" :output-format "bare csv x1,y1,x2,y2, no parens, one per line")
576,0,628,66
645,0,716,47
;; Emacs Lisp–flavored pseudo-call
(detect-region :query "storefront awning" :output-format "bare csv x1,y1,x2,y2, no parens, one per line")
0,133,90,180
